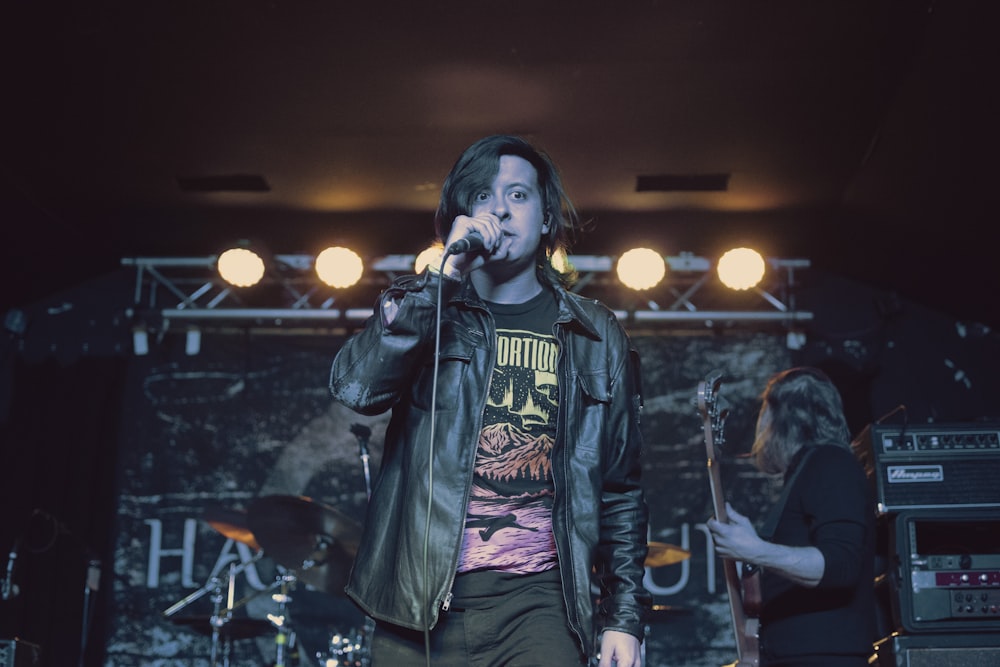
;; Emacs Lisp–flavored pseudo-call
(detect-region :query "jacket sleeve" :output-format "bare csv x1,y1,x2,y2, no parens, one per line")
595,322,653,638
329,270,462,415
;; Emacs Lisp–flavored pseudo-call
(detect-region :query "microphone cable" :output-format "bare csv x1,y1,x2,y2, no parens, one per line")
421,249,455,667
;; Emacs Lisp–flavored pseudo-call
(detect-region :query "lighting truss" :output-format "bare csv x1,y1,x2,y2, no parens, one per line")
121,253,813,331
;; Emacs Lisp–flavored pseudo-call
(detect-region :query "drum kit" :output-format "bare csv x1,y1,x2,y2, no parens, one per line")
161,493,371,667
160,422,692,667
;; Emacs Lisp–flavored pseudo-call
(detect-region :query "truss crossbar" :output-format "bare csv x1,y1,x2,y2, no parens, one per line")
122,254,812,328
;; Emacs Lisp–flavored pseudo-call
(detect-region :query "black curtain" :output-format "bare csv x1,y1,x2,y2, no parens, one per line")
0,354,126,667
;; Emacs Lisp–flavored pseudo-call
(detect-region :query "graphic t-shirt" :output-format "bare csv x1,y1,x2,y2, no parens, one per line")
457,288,560,574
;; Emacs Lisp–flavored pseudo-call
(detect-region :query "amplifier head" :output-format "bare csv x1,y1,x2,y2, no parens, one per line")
853,423,1000,513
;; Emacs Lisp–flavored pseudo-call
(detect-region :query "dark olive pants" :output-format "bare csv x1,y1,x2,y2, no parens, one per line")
370,570,587,667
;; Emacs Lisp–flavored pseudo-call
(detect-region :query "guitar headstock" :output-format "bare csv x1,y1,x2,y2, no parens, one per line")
697,370,729,453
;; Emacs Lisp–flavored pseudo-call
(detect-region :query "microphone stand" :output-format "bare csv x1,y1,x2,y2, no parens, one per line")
350,423,373,500
1,538,20,603
350,423,377,663
78,559,101,667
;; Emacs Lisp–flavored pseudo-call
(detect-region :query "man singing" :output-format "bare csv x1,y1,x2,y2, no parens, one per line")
330,135,651,666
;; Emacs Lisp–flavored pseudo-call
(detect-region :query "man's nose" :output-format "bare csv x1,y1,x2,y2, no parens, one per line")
491,198,510,220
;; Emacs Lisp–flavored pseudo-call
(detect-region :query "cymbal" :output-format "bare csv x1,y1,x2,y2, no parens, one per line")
203,505,262,552
247,495,362,594
644,604,693,622
170,616,274,639
645,542,691,567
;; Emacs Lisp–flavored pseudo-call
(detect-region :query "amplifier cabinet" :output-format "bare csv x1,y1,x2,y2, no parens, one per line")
889,509,1000,634
875,632,1000,667
854,422,1000,513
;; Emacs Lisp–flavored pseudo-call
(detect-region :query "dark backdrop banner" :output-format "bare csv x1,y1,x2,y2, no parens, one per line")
104,332,790,667
5,268,1000,666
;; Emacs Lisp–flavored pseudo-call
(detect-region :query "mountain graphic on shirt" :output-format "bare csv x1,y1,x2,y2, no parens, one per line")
475,422,552,484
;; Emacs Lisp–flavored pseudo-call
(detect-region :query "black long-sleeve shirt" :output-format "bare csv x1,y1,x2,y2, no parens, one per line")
758,444,877,664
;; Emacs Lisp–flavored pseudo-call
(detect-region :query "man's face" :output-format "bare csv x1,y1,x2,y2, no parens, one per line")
470,155,548,272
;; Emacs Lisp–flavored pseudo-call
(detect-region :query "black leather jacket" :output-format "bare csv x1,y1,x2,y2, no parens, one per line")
329,269,651,655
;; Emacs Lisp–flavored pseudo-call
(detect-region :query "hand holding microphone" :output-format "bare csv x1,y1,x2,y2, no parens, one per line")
446,231,485,255
445,212,501,255
441,214,502,280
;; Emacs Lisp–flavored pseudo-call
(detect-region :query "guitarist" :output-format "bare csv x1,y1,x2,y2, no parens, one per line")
707,368,876,667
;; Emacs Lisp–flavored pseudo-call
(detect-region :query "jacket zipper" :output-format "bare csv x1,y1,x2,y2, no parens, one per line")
440,314,495,615
552,319,586,650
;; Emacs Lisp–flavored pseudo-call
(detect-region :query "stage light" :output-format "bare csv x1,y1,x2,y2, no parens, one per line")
217,247,266,287
616,248,666,290
414,244,445,274
550,248,571,274
717,247,766,290
315,246,364,288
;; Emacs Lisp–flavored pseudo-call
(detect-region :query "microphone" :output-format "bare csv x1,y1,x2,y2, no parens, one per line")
446,232,485,255
2,538,19,600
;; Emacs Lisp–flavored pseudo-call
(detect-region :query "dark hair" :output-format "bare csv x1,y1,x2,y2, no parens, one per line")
433,135,579,287
750,367,851,474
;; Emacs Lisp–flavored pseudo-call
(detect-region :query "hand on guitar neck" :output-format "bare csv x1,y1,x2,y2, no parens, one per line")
707,502,764,618
709,503,762,569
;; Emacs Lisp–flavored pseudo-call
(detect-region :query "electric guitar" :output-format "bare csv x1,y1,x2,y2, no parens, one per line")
697,371,761,667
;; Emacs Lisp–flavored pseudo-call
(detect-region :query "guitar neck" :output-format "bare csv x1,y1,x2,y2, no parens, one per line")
709,455,757,663
699,376,759,666
707,456,730,524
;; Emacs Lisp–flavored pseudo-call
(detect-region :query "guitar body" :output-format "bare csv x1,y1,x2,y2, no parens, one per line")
698,372,761,667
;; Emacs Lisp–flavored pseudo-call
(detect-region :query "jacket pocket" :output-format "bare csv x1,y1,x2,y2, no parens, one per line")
411,321,481,411
574,369,611,455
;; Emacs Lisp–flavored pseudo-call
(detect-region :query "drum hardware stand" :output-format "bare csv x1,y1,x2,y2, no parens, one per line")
350,423,373,501
163,550,264,617
206,559,246,667
221,569,302,667
162,551,266,667
208,573,230,667
265,572,299,667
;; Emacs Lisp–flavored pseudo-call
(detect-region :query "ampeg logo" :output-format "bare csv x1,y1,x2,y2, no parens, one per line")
886,465,944,483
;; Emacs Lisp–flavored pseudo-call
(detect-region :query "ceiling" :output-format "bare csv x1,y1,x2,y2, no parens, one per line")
2,0,996,327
